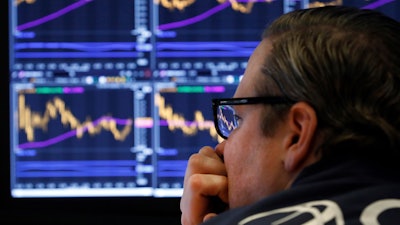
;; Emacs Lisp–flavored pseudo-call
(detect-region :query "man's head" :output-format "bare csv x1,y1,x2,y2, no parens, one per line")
215,6,400,209
259,6,400,156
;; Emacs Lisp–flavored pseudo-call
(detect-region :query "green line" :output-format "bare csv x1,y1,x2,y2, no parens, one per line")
35,87,64,94
177,86,204,93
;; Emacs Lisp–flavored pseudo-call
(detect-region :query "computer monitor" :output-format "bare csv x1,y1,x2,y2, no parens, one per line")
8,0,282,200
5,0,400,223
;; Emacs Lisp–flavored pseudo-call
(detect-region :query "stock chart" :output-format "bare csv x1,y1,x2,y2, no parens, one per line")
9,0,400,198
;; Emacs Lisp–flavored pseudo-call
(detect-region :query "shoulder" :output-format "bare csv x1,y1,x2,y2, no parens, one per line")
203,182,400,225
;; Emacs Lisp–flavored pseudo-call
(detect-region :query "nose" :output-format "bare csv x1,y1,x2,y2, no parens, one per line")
214,140,226,159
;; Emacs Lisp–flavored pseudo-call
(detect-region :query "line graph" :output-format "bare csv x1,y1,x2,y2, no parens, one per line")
17,88,135,150
157,0,397,31
18,114,133,149
13,0,147,76
12,85,154,195
157,0,277,31
16,0,398,33
156,93,218,138
154,0,196,11
361,0,396,9
156,0,274,13
153,85,236,190
17,0,92,31
155,0,283,74
155,85,236,148
15,0,135,40
158,1,230,31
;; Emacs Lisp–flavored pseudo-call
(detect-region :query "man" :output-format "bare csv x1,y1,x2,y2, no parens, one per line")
180,6,400,225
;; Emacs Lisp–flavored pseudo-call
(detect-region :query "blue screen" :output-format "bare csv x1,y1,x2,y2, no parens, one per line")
8,0,400,198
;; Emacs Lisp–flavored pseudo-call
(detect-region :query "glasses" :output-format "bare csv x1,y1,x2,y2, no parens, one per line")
212,97,294,139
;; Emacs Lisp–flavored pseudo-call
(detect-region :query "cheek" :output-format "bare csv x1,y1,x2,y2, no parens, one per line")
221,109,272,179
223,131,274,207
223,124,265,173
222,122,288,207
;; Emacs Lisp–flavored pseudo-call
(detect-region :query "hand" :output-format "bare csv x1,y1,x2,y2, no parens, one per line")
180,146,229,225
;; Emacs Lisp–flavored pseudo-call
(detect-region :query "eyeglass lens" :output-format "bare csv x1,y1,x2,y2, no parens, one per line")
217,105,237,138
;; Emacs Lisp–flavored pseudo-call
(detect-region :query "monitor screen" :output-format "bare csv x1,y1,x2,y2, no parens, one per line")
7,0,400,205
9,0,281,199
5,0,400,224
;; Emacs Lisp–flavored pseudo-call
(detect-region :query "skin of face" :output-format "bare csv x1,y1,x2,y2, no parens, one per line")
214,39,300,208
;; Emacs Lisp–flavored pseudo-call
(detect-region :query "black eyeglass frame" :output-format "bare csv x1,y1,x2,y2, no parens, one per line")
212,96,295,139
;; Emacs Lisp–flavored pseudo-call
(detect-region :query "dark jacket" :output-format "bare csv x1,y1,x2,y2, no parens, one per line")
202,154,400,224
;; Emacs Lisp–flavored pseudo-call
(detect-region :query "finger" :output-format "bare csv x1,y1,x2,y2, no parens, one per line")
183,152,227,188
192,174,228,203
198,146,223,161
203,213,218,222
186,146,226,175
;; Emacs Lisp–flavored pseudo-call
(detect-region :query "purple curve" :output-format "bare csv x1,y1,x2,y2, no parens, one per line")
362,0,395,9
17,0,92,31
18,116,131,149
158,1,231,30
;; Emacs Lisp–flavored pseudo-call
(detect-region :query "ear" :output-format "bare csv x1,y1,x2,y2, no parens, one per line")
283,102,318,172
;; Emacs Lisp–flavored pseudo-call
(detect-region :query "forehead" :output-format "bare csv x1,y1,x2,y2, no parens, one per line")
234,39,272,98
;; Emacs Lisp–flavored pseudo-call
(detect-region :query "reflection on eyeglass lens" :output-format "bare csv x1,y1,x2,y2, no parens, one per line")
217,105,237,137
